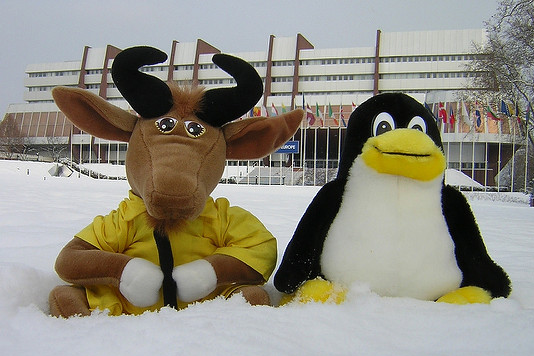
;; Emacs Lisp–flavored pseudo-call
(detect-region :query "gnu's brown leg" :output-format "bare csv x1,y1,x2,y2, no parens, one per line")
235,285,271,306
49,285,91,317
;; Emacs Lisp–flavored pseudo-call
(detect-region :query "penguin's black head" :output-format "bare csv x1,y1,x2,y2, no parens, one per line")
338,93,445,181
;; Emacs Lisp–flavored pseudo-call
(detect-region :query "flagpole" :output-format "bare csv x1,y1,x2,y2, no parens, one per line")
510,102,516,191
484,103,489,190
472,102,476,191
325,100,330,184
495,101,502,192
525,114,530,192
458,102,463,181
523,102,531,192
302,93,307,186
338,97,343,175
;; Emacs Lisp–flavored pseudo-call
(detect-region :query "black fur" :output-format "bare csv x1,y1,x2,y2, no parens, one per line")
441,185,511,297
274,179,345,293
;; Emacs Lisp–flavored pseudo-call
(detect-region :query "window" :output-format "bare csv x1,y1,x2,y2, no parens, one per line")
175,65,194,70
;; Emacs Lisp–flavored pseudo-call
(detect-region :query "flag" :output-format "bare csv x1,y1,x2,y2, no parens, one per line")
424,102,438,123
340,104,347,127
281,103,287,113
501,100,511,116
315,103,324,126
486,105,499,121
261,105,268,117
253,107,261,116
329,103,339,126
306,104,316,126
438,102,448,123
461,101,472,126
351,102,357,113
271,103,278,116
475,108,482,128
449,105,455,128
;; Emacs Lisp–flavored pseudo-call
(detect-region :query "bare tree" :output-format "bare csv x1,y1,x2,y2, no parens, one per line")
0,114,28,159
466,0,534,143
43,136,68,162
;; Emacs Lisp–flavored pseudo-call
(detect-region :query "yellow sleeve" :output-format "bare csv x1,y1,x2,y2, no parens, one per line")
211,198,277,281
75,198,135,253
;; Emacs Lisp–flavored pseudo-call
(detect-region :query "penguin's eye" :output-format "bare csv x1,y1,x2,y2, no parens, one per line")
408,116,427,133
372,112,396,136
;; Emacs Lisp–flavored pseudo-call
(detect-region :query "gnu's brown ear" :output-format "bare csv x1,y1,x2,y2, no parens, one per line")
223,109,304,160
52,87,137,142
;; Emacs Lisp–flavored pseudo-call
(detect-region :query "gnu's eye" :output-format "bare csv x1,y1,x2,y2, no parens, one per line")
155,117,178,134
408,116,427,133
184,121,206,138
372,112,395,136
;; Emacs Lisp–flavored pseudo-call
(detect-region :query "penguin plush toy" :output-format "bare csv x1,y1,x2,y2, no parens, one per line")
274,93,511,305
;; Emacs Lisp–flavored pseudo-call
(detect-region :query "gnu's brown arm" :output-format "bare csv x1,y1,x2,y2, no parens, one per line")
205,254,265,286
54,237,132,287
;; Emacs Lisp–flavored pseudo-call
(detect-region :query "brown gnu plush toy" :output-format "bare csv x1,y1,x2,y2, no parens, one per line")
49,46,303,317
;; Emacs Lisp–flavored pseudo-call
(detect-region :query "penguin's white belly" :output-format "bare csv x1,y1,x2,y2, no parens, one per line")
321,159,462,300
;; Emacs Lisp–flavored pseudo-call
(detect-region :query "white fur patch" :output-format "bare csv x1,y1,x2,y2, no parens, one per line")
321,158,462,300
172,259,217,302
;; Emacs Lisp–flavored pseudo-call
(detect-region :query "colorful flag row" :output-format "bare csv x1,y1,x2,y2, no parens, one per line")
247,101,355,127
424,100,531,136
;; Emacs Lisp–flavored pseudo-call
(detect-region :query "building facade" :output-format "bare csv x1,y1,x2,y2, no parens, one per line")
1,29,532,190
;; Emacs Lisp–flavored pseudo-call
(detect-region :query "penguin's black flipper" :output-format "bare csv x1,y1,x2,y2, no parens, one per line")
441,185,511,298
274,179,345,294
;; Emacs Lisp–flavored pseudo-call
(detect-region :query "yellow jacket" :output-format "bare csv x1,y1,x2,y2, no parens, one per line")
76,191,277,315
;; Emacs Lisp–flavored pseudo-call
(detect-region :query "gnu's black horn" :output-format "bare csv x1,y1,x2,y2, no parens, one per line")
111,46,173,119
196,54,263,127
112,47,263,125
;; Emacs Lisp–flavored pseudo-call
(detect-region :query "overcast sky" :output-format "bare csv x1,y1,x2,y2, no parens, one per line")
0,0,499,114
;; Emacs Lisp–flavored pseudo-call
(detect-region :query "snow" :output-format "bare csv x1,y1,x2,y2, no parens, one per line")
1,159,534,355
445,168,484,189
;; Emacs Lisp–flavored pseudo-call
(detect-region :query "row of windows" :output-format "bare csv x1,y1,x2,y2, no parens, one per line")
28,86,55,92
272,77,293,83
301,58,376,66
27,53,483,79
26,70,475,94
380,71,475,80
29,70,79,78
175,65,194,71
380,54,478,63
198,79,227,85
273,60,294,67
199,63,217,70
251,62,267,68
300,74,375,82
448,162,486,170
140,66,167,72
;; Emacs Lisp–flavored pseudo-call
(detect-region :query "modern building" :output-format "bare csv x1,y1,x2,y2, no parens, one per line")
1,29,532,190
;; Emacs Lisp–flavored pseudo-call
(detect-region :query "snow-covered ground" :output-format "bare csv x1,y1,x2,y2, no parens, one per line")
1,160,533,355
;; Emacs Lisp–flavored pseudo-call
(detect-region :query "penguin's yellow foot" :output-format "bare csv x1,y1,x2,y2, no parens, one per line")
436,286,492,305
279,278,347,305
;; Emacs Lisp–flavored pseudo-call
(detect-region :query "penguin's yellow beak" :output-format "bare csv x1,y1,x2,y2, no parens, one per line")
361,129,446,181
